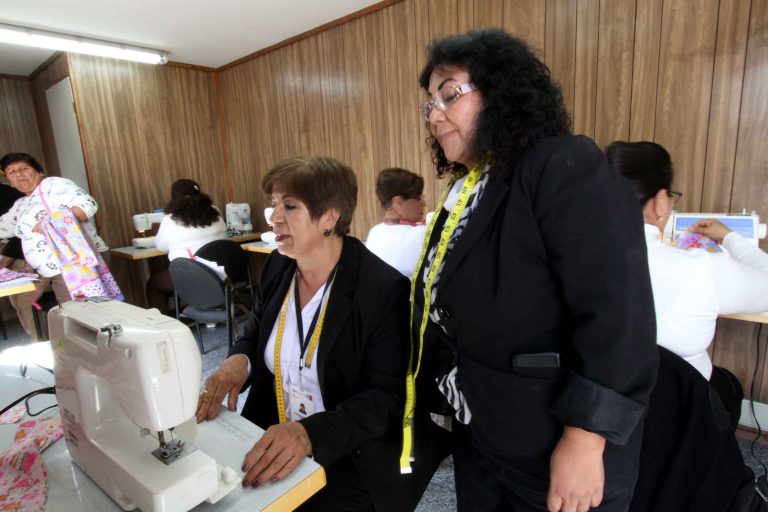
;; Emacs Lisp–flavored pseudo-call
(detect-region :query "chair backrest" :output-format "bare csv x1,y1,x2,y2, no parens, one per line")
195,239,250,286
168,258,228,310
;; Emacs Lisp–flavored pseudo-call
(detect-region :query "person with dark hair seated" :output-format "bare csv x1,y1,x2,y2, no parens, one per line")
607,140,768,511
146,179,226,313
0,182,24,270
366,167,428,276
409,29,657,512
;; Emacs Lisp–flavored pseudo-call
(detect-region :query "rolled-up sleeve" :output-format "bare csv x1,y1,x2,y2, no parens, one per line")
536,137,658,444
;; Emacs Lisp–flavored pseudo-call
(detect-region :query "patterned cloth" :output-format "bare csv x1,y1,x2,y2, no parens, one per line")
0,177,107,278
0,416,62,511
42,210,123,300
424,169,489,425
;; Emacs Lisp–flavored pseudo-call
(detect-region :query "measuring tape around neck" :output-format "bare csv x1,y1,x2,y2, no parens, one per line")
273,272,335,423
399,162,485,473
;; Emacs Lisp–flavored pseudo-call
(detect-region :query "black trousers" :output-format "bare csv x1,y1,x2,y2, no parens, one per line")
296,454,375,512
453,420,641,512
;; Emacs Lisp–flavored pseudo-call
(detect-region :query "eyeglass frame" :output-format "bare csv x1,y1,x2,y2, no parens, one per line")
667,190,683,203
420,82,478,121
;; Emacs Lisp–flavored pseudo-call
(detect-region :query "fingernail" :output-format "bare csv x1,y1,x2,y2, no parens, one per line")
271,477,278,483
241,463,249,472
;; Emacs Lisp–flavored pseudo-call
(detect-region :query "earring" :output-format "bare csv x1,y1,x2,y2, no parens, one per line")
324,228,332,237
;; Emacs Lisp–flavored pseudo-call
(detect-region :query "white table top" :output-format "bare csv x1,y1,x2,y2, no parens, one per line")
111,233,263,261
0,278,36,297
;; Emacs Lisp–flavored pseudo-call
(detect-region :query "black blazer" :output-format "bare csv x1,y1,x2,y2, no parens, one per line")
231,236,429,512
417,135,658,465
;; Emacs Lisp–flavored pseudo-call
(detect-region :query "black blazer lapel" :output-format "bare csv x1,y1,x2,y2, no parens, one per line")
314,237,357,394
440,170,510,281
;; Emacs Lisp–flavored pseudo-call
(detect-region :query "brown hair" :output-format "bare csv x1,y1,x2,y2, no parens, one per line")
375,168,424,208
261,156,357,236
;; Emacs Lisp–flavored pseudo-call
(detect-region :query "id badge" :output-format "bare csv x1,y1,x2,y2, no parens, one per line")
290,384,316,420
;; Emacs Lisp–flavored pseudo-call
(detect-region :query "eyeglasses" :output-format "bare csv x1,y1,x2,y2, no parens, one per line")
420,83,478,121
668,190,683,204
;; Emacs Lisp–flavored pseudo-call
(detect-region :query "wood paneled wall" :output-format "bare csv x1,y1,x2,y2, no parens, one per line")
64,55,225,304
218,0,768,398
0,77,44,165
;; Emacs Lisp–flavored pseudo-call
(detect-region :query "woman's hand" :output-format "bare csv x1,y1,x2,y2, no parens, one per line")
689,219,731,243
196,354,250,422
241,422,312,487
547,426,606,512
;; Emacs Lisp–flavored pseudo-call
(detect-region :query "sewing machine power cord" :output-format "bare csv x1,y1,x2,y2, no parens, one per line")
0,386,57,418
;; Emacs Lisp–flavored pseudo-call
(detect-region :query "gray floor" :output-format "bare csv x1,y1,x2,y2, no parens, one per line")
5,317,768,511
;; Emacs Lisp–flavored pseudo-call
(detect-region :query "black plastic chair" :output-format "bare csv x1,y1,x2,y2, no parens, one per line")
195,239,254,295
169,258,249,353
31,290,60,341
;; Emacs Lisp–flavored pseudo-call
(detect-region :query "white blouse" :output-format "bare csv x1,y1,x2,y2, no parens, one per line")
0,177,106,277
264,281,327,421
365,222,427,277
154,213,227,261
646,224,768,379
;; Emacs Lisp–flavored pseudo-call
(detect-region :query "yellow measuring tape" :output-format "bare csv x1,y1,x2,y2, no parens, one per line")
400,162,485,473
273,275,334,424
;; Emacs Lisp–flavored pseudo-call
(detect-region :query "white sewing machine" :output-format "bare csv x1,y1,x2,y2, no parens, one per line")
664,210,767,246
132,211,165,248
225,203,252,234
49,299,240,512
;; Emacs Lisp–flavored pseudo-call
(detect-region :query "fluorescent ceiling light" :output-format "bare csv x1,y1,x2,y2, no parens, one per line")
0,23,167,65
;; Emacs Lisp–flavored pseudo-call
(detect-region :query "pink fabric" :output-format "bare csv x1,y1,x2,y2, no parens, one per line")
0,406,26,426
0,416,62,511
39,204,123,301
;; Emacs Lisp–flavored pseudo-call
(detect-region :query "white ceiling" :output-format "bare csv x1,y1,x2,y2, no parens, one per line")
0,0,382,76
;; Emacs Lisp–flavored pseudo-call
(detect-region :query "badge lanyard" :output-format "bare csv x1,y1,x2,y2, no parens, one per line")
273,265,338,424
399,162,485,474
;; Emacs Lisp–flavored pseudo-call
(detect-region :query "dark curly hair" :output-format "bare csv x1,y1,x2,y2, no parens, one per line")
0,153,45,174
419,29,571,178
164,178,220,228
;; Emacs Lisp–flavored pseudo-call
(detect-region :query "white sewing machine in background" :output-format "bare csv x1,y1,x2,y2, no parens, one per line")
664,210,767,246
50,299,240,512
225,203,252,234
132,211,165,248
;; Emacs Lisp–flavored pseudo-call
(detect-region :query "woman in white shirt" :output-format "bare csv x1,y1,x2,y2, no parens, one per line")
365,168,427,277
147,179,226,312
608,141,766,511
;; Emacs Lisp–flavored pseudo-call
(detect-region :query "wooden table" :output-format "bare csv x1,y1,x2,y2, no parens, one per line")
0,278,36,298
720,312,768,325
110,233,262,304
241,241,277,255
111,233,263,261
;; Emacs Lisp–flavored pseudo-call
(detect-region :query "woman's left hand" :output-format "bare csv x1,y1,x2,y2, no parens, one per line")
240,421,312,488
547,426,606,512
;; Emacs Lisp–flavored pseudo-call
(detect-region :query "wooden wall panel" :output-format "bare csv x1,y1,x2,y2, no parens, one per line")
701,0,751,213
502,0,546,53
572,0,599,137
593,0,635,147
545,0,577,117
0,78,44,161
629,0,663,141
67,54,224,304
653,0,719,213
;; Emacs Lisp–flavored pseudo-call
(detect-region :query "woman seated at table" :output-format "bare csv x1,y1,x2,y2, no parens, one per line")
146,178,226,313
608,140,768,511
366,168,428,277
196,156,434,512
0,152,108,340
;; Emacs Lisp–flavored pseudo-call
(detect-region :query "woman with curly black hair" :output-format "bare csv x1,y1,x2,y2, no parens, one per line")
405,29,658,511
147,178,226,312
